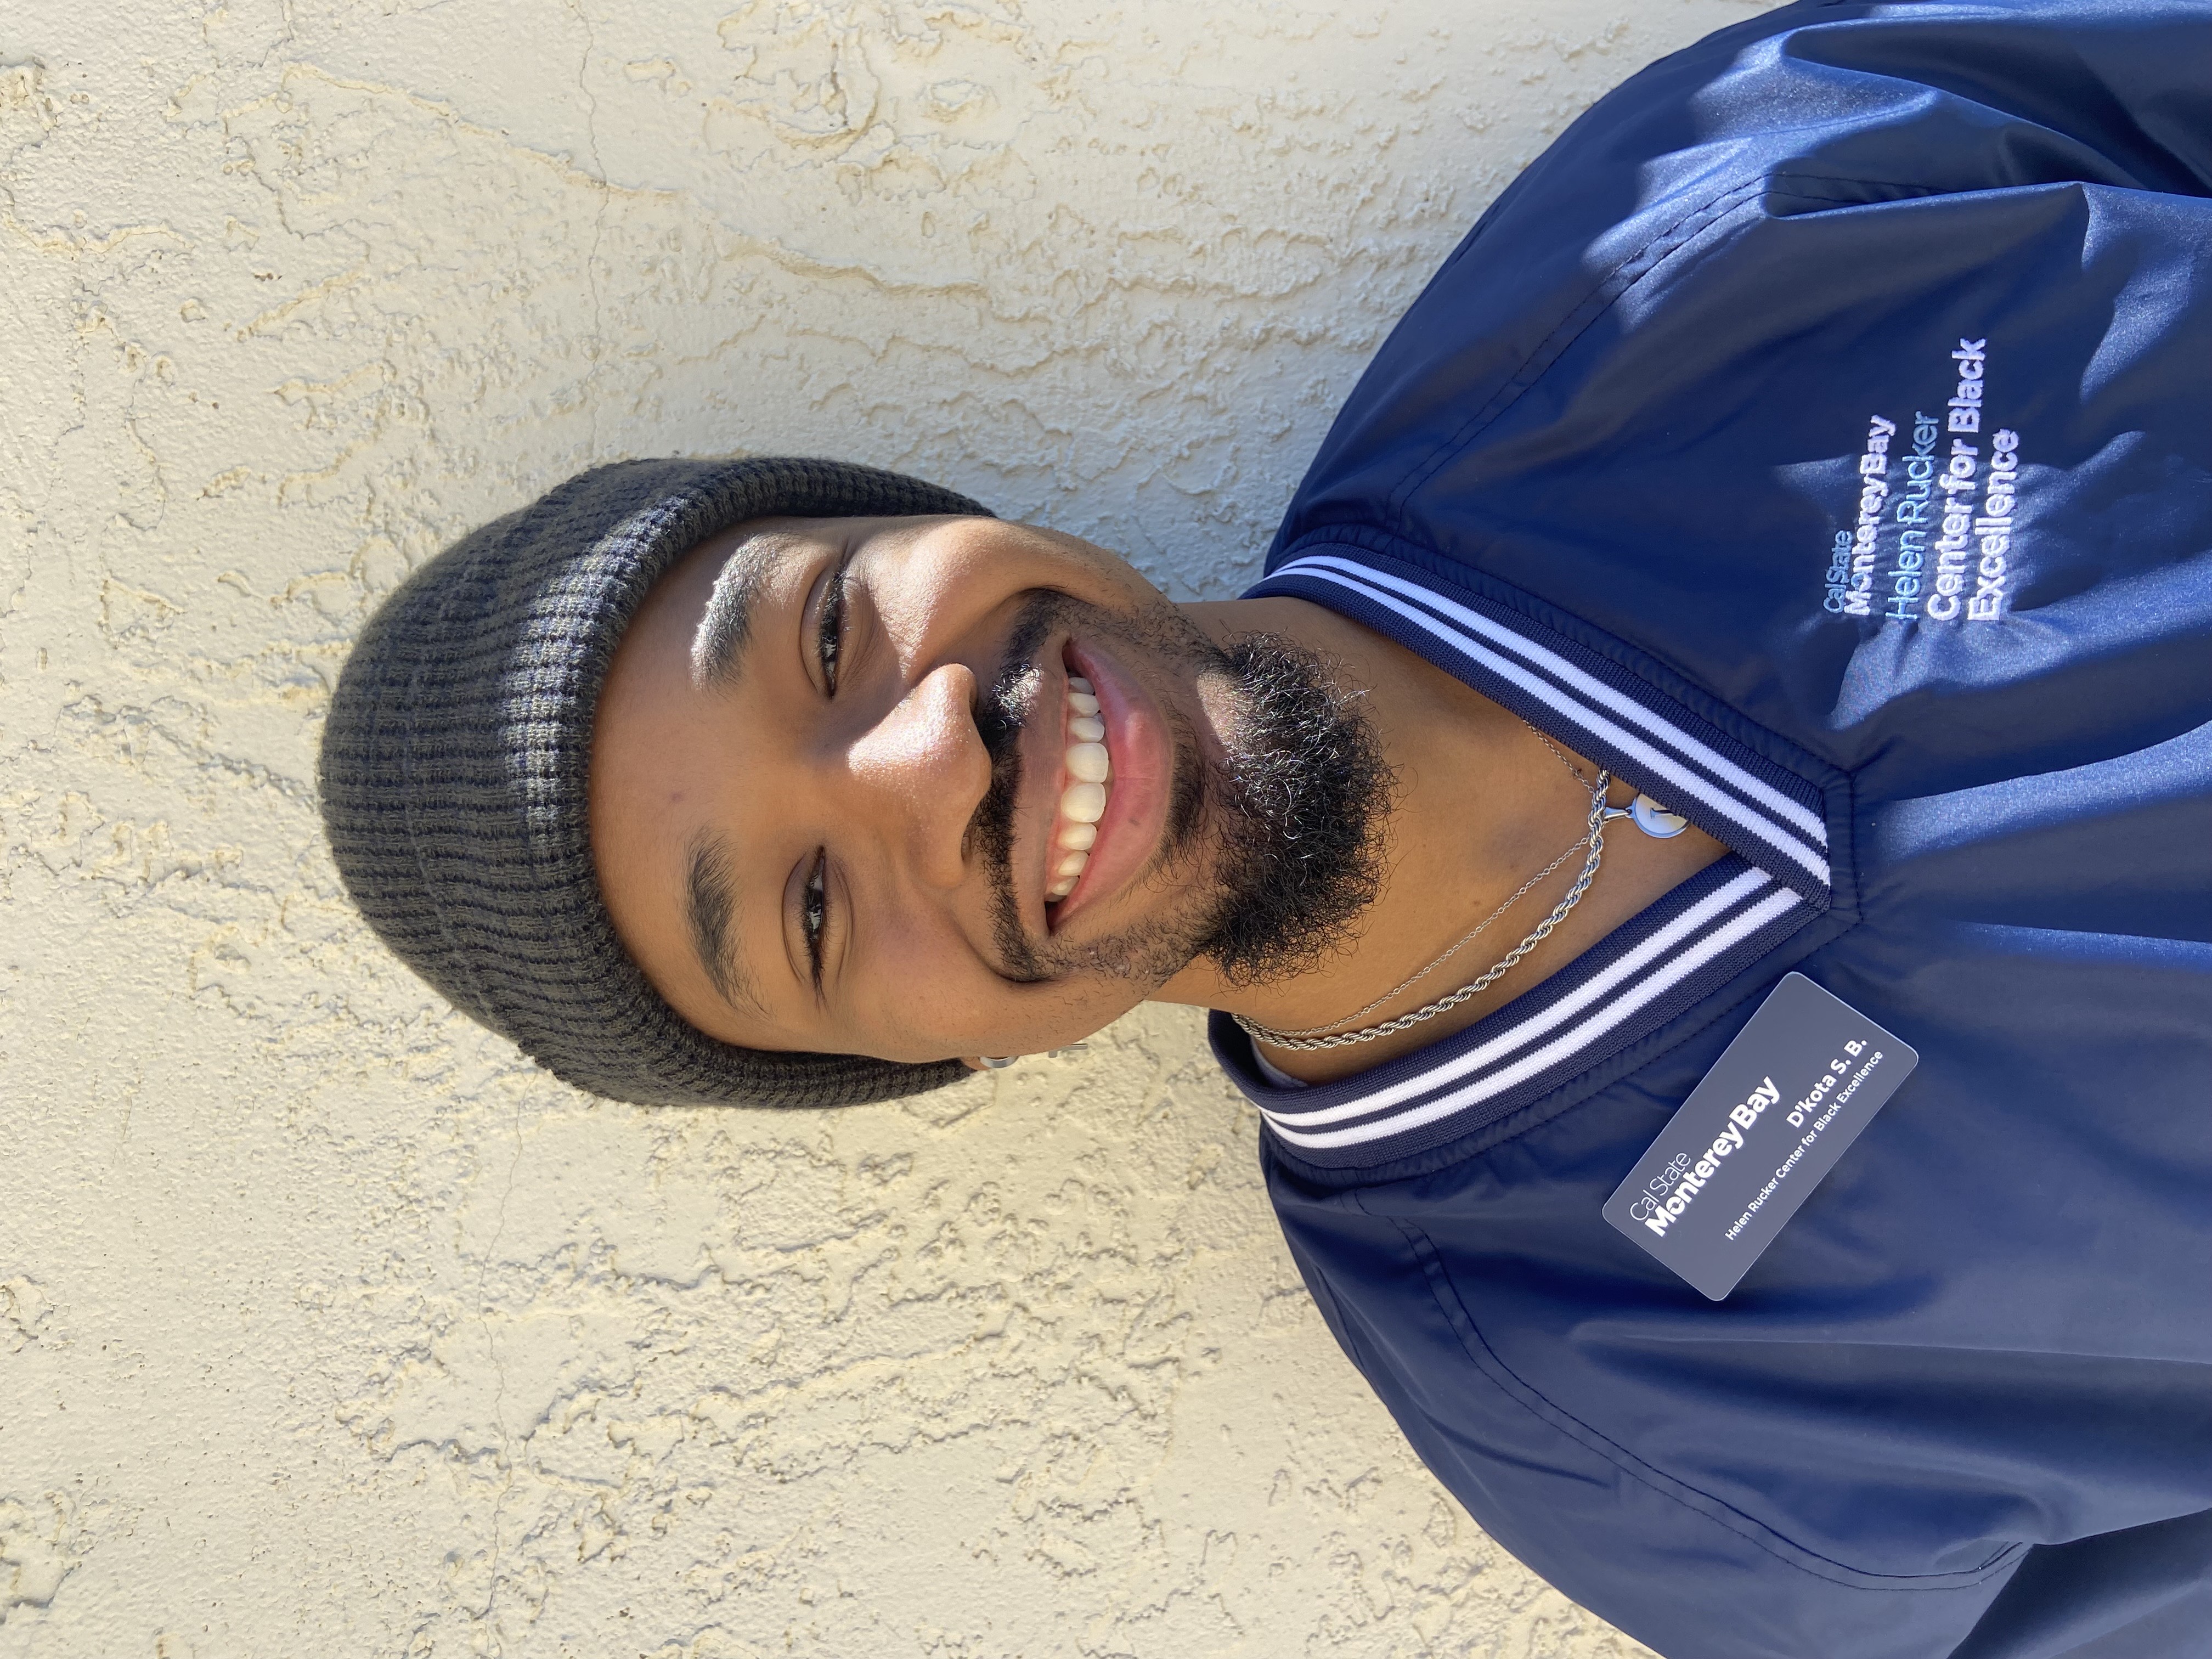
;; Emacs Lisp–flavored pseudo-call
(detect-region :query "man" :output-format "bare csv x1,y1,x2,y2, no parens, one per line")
319,2,2212,1654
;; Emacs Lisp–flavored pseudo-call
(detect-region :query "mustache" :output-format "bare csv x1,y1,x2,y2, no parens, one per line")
965,592,1076,981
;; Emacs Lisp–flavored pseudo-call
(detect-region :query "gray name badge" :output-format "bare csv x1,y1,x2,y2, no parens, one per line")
1603,973,1918,1301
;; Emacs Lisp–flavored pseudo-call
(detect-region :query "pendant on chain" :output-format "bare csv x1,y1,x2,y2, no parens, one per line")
1609,795,1688,838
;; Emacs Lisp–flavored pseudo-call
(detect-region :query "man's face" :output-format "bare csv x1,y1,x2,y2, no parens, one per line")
588,514,1387,1063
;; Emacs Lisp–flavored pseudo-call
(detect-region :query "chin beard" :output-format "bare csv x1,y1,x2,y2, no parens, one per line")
1186,630,1392,986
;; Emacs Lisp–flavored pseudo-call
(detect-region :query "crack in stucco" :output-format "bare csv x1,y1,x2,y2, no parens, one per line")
571,0,610,459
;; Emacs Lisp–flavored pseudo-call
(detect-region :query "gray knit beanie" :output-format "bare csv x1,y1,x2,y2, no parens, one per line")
319,455,988,1108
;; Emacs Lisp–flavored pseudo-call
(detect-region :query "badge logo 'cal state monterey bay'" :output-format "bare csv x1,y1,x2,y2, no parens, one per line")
1604,974,1918,1301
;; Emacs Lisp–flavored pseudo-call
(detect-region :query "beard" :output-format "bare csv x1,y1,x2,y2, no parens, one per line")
1192,630,1393,984
966,589,1392,995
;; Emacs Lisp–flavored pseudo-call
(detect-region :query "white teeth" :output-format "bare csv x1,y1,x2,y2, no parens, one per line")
1047,675,1110,905
1064,742,1110,783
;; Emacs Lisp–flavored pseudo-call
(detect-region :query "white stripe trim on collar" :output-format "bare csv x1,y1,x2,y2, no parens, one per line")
1273,555,1830,885
1265,878,1806,1151
1262,865,1776,1127
1283,554,1827,844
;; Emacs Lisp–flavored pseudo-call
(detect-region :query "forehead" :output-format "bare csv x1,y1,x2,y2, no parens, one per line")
586,517,848,1041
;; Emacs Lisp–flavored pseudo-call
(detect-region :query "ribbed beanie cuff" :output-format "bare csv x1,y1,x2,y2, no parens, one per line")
318,456,986,1108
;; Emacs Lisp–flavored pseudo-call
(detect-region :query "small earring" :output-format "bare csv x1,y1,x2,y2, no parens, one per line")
977,1054,1020,1070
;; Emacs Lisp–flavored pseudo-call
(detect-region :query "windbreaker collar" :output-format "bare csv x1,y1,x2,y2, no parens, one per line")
1213,538,1841,1180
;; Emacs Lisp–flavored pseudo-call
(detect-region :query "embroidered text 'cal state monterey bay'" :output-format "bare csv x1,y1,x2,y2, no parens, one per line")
1604,974,1918,1300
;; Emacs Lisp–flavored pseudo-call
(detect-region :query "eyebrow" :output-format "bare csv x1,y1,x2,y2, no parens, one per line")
685,833,766,1019
687,533,786,690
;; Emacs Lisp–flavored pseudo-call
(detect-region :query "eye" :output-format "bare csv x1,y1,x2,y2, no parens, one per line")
802,849,829,988
817,552,854,695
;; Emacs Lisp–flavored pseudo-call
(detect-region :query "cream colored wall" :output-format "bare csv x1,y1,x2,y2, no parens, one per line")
0,3,1774,1654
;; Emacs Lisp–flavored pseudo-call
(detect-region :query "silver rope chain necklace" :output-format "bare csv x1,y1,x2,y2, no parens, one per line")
1233,727,1681,1054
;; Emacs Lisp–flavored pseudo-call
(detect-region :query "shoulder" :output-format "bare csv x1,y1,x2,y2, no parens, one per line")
1270,0,2212,782
1279,0,2212,557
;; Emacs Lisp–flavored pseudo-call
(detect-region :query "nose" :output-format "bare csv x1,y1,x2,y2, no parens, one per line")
844,662,992,891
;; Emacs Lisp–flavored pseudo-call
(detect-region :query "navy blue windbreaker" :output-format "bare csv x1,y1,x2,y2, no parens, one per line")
1207,4,2212,1655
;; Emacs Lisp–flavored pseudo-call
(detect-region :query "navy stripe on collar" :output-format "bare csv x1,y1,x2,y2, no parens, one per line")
1212,857,1809,1171
1217,543,1829,1175
1248,549,1831,904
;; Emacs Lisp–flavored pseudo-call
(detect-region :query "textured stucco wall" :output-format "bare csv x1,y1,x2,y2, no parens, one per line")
1,3,1776,1654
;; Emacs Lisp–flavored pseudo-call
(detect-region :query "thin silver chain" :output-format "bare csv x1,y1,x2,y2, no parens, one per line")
1530,729,1594,789
1254,828,1590,1040
1235,729,1611,1053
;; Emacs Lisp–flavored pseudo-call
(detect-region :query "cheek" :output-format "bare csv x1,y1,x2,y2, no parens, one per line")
885,533,1137,639
844,909,993,1056
850,929,1142,1061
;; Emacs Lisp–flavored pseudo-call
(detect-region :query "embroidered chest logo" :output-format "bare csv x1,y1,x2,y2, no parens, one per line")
1822,338,2022,624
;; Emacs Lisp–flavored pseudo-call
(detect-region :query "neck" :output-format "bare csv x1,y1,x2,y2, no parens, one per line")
1149,594,1608,1081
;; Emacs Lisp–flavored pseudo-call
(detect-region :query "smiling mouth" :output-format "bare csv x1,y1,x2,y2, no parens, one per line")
1044,674,1109,902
